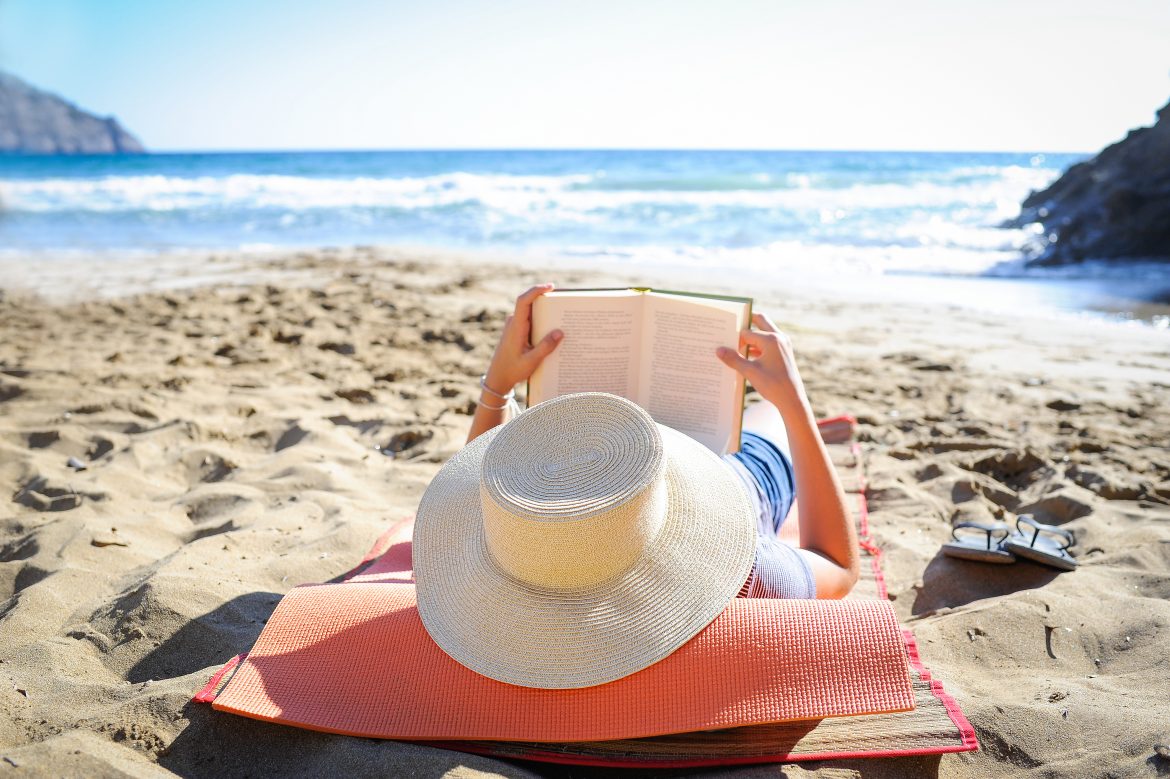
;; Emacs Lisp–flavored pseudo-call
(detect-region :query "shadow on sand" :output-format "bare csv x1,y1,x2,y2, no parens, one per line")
912,553,1061,616
160,698,545,778
127,591,282,684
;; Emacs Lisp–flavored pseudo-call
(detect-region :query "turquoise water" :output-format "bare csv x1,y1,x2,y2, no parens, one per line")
4,149,1167,319
0,149,1073,270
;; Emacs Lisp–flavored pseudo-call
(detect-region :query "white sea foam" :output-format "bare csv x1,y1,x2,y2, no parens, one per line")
546,237,1027,278
0,155,1074,282
0,173,594,213
0,166,1055,217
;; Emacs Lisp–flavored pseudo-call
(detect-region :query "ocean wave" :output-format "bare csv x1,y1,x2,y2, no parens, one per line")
545,239,1024,277
0,154,1073,281
571,172,797,191
0,166,1058,217
0,172,591,213
573,163,1053,192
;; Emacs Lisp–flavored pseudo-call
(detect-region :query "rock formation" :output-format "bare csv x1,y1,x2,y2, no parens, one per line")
0,71,144,154
1009,97,1170,266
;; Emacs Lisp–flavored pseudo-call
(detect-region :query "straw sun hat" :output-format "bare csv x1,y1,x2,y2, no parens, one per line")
413,392,757,689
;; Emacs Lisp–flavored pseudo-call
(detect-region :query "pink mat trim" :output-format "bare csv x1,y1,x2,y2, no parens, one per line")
902,629,980,753
194,652,246,704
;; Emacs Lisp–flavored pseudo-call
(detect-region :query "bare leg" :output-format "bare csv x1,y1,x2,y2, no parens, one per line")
742,400,792,458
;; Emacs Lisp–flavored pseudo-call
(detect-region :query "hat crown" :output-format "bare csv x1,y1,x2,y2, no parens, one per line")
480,393,667,590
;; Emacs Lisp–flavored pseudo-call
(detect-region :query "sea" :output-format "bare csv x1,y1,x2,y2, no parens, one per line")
1,149,1166,323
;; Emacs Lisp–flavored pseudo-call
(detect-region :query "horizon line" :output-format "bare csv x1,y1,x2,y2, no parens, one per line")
93,146,1096,156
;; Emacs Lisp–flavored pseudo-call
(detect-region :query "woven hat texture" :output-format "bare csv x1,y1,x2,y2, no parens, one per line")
413,392,757,689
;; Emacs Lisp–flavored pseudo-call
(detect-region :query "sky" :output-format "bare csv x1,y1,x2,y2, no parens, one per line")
1,0,1168,153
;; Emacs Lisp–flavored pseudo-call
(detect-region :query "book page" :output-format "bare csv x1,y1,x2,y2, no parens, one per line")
639,293,747,454
528,291,643,405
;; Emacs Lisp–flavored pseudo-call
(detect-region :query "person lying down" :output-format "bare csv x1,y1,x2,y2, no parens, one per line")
409,284,861,687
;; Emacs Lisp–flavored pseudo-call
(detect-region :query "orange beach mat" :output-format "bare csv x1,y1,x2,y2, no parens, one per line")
209,582,915,742
198,414,978,765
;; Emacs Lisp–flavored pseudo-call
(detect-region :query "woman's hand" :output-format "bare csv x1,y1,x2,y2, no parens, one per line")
716,312,810,417
483,283,564,397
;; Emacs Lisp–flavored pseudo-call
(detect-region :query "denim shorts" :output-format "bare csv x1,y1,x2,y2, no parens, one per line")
727,431,797,536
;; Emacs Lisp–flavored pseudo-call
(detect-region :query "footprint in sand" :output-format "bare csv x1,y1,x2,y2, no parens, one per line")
950,474,1018,507
13,476,104,512
334,388,376,404
274,423,310,452
967,449,1053,491
882,351,956,372
0,531,38,563
319,341,356,356
380,429,434,458
0,530,49,601
179,451,238,484
177,487,264,543
327,415,383,435
87,435,116,460
1067,463,1146,501
26,430,60,449
421,328,475,352
180,492,253,523
1017,488,1095,524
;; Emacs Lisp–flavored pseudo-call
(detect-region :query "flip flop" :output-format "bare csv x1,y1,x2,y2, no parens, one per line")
1001,515,1077,571
941,521,1016,564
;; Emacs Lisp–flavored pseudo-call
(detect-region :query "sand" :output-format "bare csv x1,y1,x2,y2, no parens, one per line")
1,247,1168,778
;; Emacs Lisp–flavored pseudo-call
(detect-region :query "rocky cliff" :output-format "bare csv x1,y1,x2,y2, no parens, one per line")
1010,98,1170,266
0,71,144,154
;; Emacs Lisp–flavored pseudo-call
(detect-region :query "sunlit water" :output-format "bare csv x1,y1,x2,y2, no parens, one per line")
1,149,1167,323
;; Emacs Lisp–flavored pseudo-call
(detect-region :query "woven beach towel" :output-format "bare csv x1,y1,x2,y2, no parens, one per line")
196,415,978,766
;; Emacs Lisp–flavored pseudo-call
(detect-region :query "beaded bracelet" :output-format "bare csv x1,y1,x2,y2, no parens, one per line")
479,374,515,402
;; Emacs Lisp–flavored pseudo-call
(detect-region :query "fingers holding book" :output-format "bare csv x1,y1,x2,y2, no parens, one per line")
751,311,779,333
512,283,555,332
716,315,808,417
746,312,793,353
484,284,564,396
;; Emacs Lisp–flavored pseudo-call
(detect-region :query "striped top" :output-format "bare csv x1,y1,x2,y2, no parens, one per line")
724,455,817,599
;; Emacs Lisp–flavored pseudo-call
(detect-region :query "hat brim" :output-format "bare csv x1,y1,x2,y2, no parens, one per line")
414,423,757,689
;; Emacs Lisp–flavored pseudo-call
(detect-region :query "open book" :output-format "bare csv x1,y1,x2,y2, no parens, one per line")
528,288,752,454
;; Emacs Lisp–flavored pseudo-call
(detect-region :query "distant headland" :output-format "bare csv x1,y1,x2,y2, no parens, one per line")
1009,96,1170,267
0,71,144,155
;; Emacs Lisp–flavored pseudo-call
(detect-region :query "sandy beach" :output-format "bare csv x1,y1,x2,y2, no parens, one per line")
1,247,1169,777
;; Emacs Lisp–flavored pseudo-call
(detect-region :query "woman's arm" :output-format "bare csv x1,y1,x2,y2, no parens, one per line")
717,313,860,598
467,284,564,445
